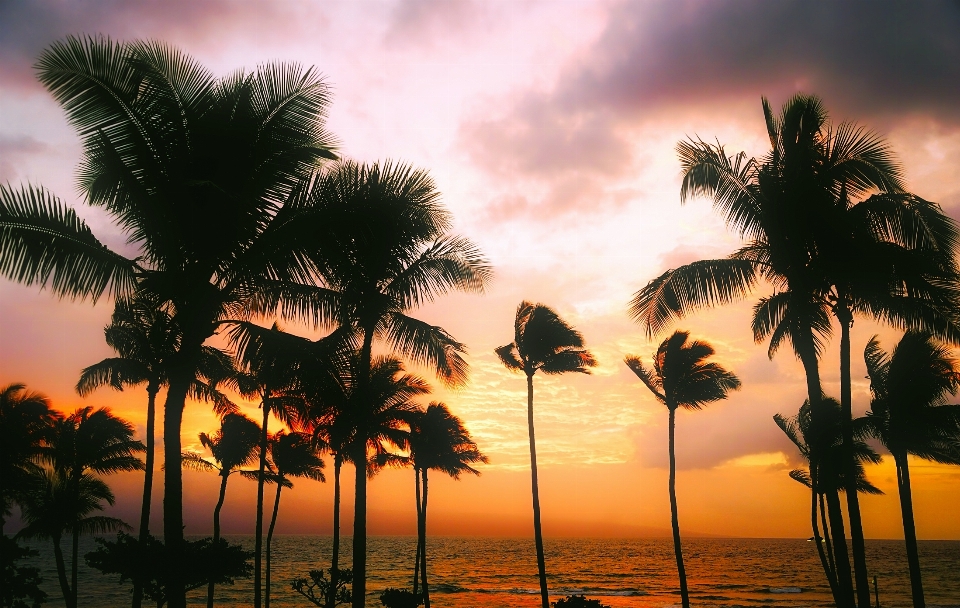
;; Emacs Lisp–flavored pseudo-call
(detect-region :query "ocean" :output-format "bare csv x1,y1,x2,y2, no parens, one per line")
15,535,960,607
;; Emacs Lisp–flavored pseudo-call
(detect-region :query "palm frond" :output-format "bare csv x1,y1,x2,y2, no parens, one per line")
0,184,137,301
383,313,468,387
629,258,757,338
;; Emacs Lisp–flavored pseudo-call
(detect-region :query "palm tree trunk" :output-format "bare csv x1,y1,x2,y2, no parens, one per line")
329,455,341,608
255,400,271,608
526,373,549,608
667,406,690,608
163,371,191,608
813,489,839,598
133,385,159,608
352,328,374,608
420,469,430,608
826,489,856,607
208,472,230,608
266,482,283,608
413,467,421,595
837,303,871,608
795,333,850,607
895,452,925,608
52,534,75,608
820,492,838,587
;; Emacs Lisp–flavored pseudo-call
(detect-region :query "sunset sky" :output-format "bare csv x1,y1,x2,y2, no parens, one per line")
2,0,959,540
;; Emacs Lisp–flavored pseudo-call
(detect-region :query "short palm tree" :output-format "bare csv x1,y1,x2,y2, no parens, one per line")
182,412,262,608
497,301,596,608
21,406,144,608
407,402,486,608
863,332,960,608
775,398,883,599
249,159,491,607
0,38,337,607
0,383,58,534
264,430,325,608
76,295,237,608
625,331,740,608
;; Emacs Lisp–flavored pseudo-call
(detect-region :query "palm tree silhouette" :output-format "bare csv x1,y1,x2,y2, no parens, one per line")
0,37,337,607
497,301,596,608
263,430,325,608
0,383,57,535
628,95,956,606
76,296,237,608
249,160,491,606
19,406,144,608
625,330,740,608
863,332,960,608
182,412,262,608
774,398,883,598
407,402,486,608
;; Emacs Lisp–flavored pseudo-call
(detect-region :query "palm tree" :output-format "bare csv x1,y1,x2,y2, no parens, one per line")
249,159,491,606
625,330,740,608
264,430,325,608
19,406,144,608
496,301,596,608
407,402,486,608
863,332,960,608
774,398,884,599
0,383,58,534
182,412,262,608
17,469,127,608
76,296,238,608
0,37,337,607
628,94,957,607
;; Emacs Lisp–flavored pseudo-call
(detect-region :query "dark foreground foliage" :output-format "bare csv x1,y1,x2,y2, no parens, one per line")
85,532,252,607
378,587,423,608
1,535,47,608
291,568,353,607
553,595,611,608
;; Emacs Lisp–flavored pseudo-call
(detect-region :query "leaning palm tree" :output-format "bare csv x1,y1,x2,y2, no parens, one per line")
863,332,960,608
625,331,740,608
76,295,238,608
23,406,144,608
248,159,492,606
182,412,262,608
264,430,325,608
407,402,486,608
0,37,337,608
496,301,596,608
629,95,957,607
0,383,58,534
774,398,884,599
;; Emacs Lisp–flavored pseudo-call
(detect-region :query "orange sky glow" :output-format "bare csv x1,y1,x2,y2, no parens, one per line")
1,1,959,540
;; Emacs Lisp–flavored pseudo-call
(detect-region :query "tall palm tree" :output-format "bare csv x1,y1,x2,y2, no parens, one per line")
0,383,58,534
407,402,486,608
628,94,957,607
249,159,491,607
20,406,144,608
863,332,960,608
264,430,325,608
0,37,337,607
182,412,262,608
496,301,596,608
774,398,884,599
625,330,740,608
76,296,238,608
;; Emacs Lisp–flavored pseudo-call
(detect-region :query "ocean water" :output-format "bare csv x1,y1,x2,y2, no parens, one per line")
15,535,960,607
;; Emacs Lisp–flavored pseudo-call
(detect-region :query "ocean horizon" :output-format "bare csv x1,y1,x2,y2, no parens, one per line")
14,535,960,607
